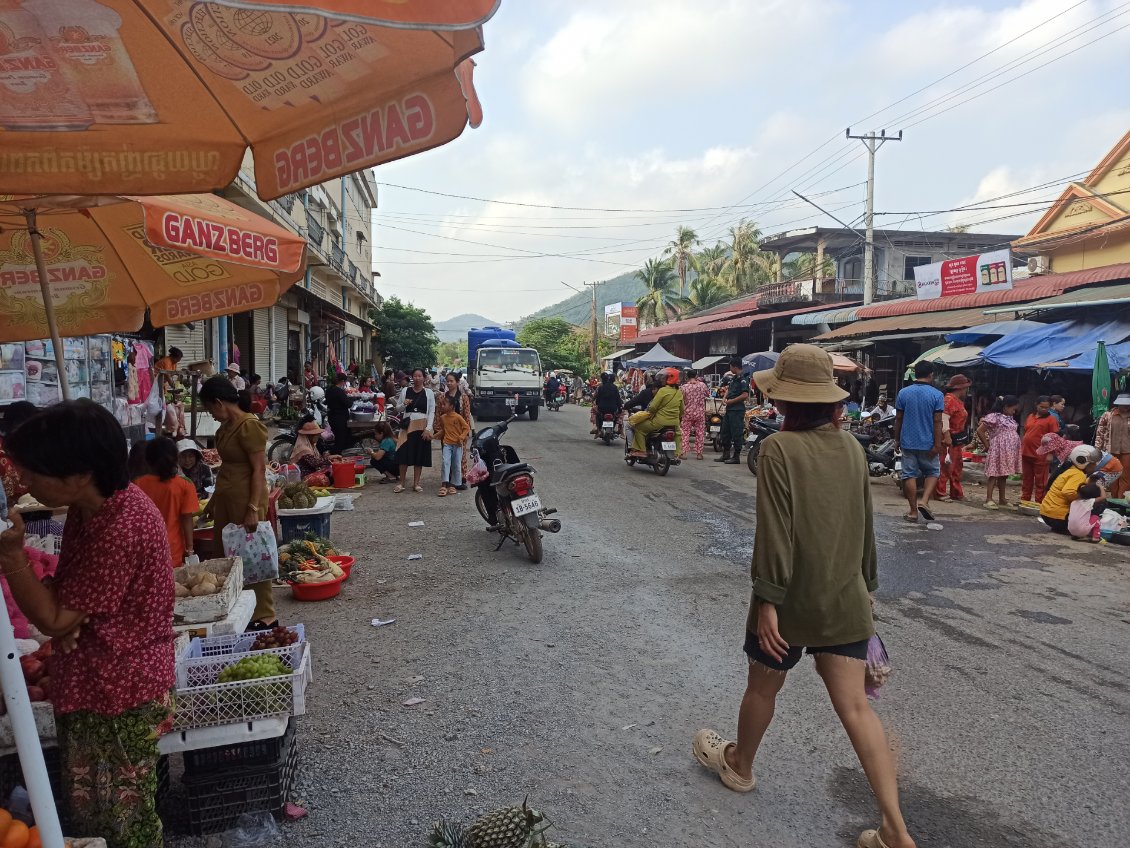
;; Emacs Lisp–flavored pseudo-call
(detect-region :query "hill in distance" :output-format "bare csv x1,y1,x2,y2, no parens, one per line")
518,270,647,328
435,312,506,342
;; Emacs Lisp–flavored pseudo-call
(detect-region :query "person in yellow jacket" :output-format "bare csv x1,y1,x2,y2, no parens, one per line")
1039,444,1100,534
631,368,685,456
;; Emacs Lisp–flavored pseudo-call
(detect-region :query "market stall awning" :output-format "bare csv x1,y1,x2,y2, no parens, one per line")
945,320,1048,344
979,319,1130,368
625,343,691,368
706,303,856,332
691,355,727,370
813,306,999,340
982,281,1130,316
1044,342,1130,371
911,344,987,368
602,347,638,361
791,305,862,326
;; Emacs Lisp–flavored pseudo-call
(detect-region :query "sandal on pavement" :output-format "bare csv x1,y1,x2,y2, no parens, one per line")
903,513,919,522
856,829,891,848
393,485,405,493
438,488,448,497
917,505,935,522
414,485,424,493
691,729,755,793
982,501,998,510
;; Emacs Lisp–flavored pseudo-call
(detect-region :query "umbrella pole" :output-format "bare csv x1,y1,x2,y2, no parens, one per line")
24,210,70,402
0,598,65,848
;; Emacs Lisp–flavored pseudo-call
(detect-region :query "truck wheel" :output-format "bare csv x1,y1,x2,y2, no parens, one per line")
528,404,540,421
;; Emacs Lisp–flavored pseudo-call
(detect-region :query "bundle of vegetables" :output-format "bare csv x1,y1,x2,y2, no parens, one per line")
280,534,341,558
279,481,318,510
278,539,344,584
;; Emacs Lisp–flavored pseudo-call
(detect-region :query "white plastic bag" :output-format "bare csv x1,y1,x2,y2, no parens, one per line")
1099,509,1127,533
221,523,279,583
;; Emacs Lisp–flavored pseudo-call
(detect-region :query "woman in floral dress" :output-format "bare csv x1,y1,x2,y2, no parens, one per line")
0,401,175,848
975,395,1021,509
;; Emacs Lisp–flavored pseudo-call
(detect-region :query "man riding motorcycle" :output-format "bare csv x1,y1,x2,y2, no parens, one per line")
590,371,624,437
544,371,561,406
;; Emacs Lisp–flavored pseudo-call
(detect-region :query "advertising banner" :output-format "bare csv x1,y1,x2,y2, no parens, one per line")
604,303,637,340
913,249,1013,300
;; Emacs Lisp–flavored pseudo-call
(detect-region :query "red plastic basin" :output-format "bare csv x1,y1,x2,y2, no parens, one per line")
327,555,355,579
289,574,344,601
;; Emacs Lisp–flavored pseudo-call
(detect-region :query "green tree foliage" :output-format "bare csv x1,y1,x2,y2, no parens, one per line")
635,258,680,327
781,252,836,280
677,276,732,314
369,297,439,370
664,225,700,296
437,339,469,367
517,317,592,375
724,219,776,293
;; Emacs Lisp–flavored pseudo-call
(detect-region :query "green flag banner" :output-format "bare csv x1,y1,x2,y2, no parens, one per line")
1093,340,1111,421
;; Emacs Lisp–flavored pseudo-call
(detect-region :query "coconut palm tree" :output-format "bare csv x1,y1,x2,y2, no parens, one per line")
663,225,699,296
695,242,730,281
782,252,836,281
677,276,732,315
635,258,679,327
724,219,776,293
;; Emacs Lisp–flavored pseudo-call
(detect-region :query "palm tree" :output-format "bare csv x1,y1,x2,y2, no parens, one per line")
781,252,836,281
695,242,730,281
663,226,699,296
724,219,775,293
677,276,732,315
635,258,679,327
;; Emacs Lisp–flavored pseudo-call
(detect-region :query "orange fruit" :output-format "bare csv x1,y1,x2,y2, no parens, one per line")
3,820,28,848
0,810,12,838
25,827,39,848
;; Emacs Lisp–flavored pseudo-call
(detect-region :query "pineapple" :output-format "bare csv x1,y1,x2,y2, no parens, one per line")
467,799,545,848
429,819,475,848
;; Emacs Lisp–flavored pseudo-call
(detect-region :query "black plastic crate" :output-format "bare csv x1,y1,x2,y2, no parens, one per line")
182,728,298,835
182,719,292,776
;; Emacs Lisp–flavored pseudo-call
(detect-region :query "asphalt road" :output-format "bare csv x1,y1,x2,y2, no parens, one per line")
197,403,1128,848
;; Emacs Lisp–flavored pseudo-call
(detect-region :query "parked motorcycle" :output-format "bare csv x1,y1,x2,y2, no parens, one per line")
744,416,781,475
707,411,724,452
472,415,561,564
625,426,681,476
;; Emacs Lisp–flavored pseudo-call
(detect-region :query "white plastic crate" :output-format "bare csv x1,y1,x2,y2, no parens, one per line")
173,643,311,731
184,624,306,661
158,715,289,755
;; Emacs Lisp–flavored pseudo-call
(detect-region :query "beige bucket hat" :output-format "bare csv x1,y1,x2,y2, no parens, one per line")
752,344,849,404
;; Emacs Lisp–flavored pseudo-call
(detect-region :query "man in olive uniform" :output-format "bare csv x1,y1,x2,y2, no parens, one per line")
715,358,749,464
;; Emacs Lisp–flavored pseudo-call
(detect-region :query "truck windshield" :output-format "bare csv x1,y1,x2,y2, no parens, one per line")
477,348,542,376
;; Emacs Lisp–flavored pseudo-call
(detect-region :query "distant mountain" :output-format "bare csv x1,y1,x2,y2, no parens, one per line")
518,270,647,328
434,312,505,342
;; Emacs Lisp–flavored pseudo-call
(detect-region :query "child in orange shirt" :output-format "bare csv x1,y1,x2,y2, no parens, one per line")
433,395,471,496
136,436,200,566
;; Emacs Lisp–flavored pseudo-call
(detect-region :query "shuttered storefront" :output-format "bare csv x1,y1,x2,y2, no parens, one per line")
272,305,289,382
252,309,271,381
163,324,205,364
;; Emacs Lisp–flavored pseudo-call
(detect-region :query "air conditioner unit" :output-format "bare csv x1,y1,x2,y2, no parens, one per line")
1027,256,1050,275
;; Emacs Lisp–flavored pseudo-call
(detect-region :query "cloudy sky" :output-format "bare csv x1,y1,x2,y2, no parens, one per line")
370,0,1130,323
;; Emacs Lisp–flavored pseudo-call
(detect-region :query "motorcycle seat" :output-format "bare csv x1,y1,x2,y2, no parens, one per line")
852,432,874,445
491,461,533,481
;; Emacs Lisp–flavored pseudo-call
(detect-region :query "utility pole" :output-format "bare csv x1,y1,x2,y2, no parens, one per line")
561,280,601,370
846,128,902,305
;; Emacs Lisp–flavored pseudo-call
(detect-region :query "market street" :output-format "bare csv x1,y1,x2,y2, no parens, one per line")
216,404,1130,848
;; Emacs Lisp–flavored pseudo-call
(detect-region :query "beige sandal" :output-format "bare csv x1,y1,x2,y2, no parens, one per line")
857,829,891,848
691,729,755,792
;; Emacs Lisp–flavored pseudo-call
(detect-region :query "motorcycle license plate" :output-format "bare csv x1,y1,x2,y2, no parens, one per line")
710,426,721,433
602,421,614,429
661,441,677,451
505,398,518,407
511,494,542,516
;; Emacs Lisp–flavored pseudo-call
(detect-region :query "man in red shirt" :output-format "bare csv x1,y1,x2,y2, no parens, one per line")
1021,395,1059,503
938,375,971,501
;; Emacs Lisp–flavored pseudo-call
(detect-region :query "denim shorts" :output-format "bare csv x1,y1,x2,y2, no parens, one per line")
900,448,940,480
744,629,869,672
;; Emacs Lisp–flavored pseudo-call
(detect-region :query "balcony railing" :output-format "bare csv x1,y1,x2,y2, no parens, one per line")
347,261,359,284
306,217,325,251
330,244,345,272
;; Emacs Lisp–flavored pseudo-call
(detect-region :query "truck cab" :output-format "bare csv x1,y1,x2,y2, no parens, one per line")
470,344,544,420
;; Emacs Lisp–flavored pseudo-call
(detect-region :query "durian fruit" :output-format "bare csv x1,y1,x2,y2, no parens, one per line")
428,819,474,848
468,799,544,848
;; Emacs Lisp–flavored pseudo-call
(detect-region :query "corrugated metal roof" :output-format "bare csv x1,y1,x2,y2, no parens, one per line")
854,262,1130,319
813,306,999,340
999,281,1130,310
792,305,861,326
635,297,761,342
706,303,853,332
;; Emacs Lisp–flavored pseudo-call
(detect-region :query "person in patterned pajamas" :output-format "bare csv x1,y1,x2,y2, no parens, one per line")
680,369,709,459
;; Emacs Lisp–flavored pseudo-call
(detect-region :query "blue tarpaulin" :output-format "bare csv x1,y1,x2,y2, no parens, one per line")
978,320,1130,369
945,319,1047,345
1044,342,1130,372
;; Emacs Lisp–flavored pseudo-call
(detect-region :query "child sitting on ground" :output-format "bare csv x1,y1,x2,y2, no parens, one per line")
1067,481,1106,543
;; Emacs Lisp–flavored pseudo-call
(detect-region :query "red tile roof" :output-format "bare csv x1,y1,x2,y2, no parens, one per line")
855,263,1130,319
704,302,853,332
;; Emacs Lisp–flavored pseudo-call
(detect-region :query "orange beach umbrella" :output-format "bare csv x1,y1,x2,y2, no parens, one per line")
0,193,306,395
0,0,496,200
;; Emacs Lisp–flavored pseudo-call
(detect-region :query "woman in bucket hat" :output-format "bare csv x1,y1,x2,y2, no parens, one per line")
692,344,915,848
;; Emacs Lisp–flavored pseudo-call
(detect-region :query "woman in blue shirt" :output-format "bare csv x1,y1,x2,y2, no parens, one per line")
369,422,399,482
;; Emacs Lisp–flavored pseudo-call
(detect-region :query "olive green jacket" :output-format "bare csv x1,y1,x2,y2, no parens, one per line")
747,426,878,646
645,385,684,428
